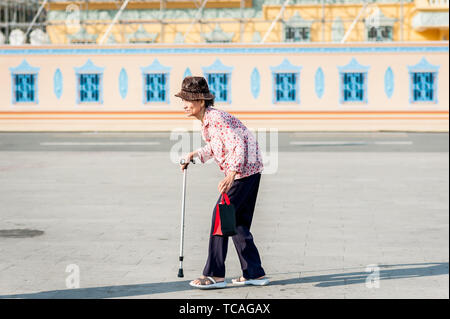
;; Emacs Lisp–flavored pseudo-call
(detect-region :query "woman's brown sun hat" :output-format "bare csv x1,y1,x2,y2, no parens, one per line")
175,76,215,101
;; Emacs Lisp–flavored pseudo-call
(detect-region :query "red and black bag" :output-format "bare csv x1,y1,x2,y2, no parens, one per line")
212,193,237,237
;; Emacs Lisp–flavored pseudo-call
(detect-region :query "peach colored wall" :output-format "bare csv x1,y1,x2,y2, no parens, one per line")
1,43,448,115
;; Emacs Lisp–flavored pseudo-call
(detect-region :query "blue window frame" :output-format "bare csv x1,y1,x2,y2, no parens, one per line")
74,59,104,104
202,59,233,104
206,73,229,103
144,73,167,103
78,74,101,103
13,74,37,103
411,72,436,102
141,59,171,104
270,59,301,104
10,60,40,104
274,73,297,102
338,58,370,104
408,57,439,104
342,72,366,102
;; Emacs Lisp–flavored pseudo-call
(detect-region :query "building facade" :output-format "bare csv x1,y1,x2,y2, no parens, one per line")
0,42,448,131
1,0,446,45
37,0,449,45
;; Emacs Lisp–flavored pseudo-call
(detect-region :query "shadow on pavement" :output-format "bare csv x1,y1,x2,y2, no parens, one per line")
0,280,192,299
269,262,449,288
0,262,447,298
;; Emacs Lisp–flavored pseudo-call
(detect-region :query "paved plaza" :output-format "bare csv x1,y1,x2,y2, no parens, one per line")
0,132,448,298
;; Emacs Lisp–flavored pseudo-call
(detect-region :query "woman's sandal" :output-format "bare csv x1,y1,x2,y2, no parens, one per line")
189,276,227,289
231,276,270,286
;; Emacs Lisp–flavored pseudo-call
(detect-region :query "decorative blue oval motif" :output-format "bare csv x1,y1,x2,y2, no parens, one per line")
315,67,324,99
53,68,63,99
250,67,260,99
119,68,128,99
384,67,394,99
183,67,192,78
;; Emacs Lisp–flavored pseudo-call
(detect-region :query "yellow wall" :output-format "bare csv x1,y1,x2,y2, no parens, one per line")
45,2,449,44
263,3,447,42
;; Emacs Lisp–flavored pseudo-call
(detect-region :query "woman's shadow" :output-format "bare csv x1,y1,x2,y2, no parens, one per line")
0,262,447,299
269,261,448,288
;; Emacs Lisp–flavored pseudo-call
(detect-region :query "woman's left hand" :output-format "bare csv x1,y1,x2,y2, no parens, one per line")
218,171,237,194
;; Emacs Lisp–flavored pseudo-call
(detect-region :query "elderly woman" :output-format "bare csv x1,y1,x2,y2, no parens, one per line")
175,76,269,289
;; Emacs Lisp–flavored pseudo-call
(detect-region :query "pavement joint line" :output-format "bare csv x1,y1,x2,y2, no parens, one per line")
290,141,368,146
39,142,161,146
289,141,414,146
373,141,414,145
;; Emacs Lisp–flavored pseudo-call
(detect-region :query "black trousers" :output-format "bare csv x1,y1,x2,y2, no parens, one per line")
202,173,266,279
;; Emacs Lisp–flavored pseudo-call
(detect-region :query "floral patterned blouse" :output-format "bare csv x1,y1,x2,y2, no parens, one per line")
196,107,264,179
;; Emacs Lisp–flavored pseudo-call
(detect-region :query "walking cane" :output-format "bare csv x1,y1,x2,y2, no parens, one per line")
178,157,194,278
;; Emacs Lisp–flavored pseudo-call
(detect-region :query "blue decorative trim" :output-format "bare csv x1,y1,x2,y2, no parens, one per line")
202,58,234,74
315,67,324,99
384,67,394,99
408,57,440,104
270,58,302,74
10,59,40,104
338,57,370,73
119,68,128,99
74,58,105,74
53,68,63,100
407,56,440,73
0,45,447,56
140,58,172,74
74,59,104,104
250,67,260,99
271,59,301,104
9,59,40,74
338,58,370,104
183,67,192,78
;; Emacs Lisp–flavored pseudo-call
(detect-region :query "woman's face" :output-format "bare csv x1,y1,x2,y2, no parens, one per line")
182,99,204,118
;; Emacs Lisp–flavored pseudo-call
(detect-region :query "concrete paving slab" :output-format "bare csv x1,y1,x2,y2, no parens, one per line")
0,135,448,298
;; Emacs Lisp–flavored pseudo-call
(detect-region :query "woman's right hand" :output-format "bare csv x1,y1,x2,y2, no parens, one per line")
180,152,194,171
